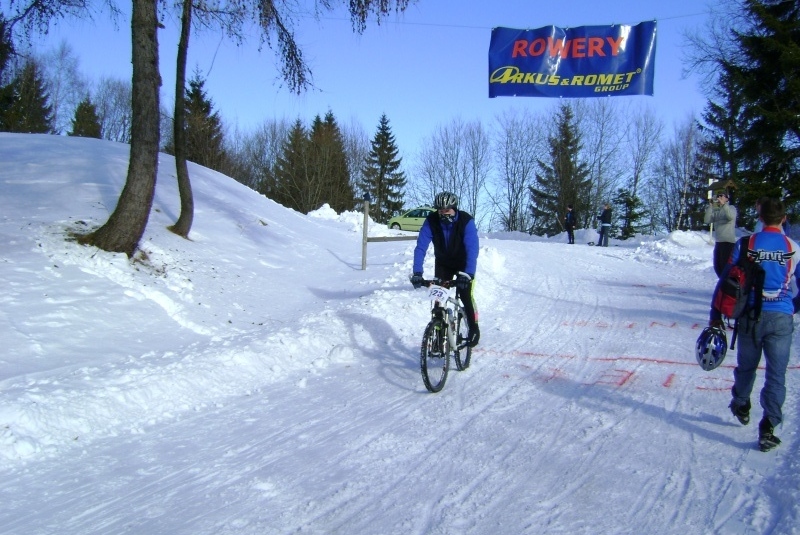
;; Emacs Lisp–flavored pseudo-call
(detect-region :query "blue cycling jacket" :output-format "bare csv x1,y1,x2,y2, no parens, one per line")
413,211,479,276
712,227,799,319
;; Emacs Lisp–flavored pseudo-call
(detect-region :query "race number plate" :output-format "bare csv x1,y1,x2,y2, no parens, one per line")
428,285,447,302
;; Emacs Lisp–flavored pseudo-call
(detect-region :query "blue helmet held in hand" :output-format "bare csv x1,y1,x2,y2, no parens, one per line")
695,326,728,371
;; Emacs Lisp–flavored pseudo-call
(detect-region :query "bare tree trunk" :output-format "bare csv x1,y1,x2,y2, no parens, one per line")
574,99,625,227
95,77,133,143
411,118,490,222
341,118,369,200
491,109,543,232
168,0,194,238
463,120,490,221
43,42,89,135
651,118,699,231
626,105,663,198
83,0,161,256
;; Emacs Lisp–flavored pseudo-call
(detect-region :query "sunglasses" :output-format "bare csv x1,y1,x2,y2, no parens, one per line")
716,194,726,198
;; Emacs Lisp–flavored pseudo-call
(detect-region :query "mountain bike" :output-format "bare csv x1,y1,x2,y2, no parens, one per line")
417,279,472,393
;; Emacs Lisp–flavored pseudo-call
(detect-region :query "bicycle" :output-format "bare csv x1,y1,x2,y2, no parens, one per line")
416,278,472,393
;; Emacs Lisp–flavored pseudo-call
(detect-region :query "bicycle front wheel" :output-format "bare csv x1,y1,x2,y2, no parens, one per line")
421,318,449,393
454,311,472,371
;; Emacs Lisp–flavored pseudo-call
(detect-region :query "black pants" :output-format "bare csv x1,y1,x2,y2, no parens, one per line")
435,265,478,329
566,227,574,244
598,225,610,246
713,241,735,278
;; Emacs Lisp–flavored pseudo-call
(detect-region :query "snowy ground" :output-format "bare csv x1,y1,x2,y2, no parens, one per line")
1,133,798,534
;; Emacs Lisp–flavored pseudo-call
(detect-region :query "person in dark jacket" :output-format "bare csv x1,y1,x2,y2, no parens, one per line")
597,203,612,247
565,205,576,244
410,191,480,347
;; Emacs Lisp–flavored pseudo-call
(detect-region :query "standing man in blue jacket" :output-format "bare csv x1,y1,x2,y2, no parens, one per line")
565,204,577,244
711,197,800,452
410,191,480,348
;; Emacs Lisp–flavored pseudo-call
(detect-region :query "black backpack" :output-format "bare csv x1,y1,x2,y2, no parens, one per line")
712,235,765,349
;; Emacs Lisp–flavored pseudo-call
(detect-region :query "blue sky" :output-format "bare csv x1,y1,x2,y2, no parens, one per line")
32,0,714,156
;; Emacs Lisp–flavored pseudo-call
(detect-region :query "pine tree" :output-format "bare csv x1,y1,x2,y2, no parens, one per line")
530,103,591,236
726,0,800,212
612,188,646,239
695,64,768,225
186,74,226,170
274,118,314,212
0,19,15,130
165,71,227,172
691,138,721,229
68,97,102,138
698,67,748,186
1,60,53,133
0,19,11,82
360,114,406,223
309,111,355,212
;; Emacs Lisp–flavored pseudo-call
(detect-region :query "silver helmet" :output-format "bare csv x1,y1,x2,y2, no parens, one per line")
433,191,459,210
695,326,728,371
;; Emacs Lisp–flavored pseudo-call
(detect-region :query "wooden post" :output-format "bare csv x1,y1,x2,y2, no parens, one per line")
362,197,370,270
361,195,417,269
708,178,715,244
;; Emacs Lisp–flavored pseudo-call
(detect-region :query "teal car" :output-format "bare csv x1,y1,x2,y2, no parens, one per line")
387,206,436,231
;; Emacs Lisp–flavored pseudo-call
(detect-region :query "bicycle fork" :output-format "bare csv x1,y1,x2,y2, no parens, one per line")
433,305,458,352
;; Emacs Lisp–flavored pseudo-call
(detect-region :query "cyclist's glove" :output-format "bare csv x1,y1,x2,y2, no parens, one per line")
410,272,424,289
455,272,473,290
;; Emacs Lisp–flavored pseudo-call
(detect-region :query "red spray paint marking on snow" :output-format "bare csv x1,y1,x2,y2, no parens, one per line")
476,348,799,392
592,369,634,387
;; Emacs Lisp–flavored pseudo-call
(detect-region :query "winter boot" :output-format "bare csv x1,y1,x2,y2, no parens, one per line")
758,418,781,452
729,399,751,425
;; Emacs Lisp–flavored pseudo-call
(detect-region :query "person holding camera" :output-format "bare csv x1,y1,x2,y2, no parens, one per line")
704,190,737,277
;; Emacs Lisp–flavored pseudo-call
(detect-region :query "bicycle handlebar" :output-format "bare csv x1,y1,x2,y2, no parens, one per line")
420,279,453,289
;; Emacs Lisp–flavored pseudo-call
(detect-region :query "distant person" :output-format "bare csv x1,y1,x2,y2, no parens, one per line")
410,191,481,348
597,203,611,247
711,198,800,452
704,190,737,277
565,205,576,244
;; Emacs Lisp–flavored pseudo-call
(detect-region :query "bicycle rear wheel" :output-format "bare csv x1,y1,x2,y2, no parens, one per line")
420,318,449,392
454,310,472,371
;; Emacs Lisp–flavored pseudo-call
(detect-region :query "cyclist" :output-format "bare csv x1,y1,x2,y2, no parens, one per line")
410,191,480,347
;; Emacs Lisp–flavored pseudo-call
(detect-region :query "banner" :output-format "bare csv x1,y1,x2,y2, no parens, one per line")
488,22,656,98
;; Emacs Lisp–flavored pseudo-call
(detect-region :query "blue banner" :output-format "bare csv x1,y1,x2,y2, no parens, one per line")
489,22,657,98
